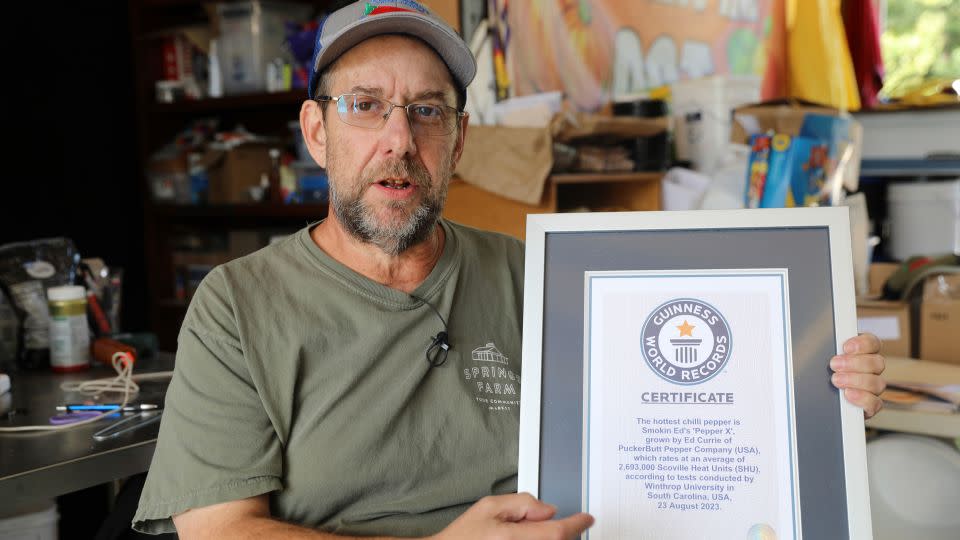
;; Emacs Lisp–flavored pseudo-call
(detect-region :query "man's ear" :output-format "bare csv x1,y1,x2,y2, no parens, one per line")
300,99,328,168
451,112,469,168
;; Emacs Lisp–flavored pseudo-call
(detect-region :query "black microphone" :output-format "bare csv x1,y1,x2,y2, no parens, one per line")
410,294,451,367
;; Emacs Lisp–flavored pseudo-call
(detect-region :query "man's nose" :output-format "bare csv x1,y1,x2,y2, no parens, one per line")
381,105,417,157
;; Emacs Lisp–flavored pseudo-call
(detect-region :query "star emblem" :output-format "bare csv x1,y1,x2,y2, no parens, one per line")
677,320,695,337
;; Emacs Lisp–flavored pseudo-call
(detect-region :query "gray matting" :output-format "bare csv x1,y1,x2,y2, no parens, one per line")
537,227,847,539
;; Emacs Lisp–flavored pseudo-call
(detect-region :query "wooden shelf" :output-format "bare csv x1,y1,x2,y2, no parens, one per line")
151,90,309,113
444,171,664,240
551,171,665,184
151,202,327,219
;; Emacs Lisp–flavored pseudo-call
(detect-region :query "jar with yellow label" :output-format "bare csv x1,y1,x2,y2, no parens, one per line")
47,285,90,372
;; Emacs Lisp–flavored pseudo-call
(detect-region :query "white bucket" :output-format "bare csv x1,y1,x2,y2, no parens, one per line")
887,178,960,261
867,434,960,540
0,502,58,540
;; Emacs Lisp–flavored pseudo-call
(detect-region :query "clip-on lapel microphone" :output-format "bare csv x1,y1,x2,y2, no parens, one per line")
410,294,451,367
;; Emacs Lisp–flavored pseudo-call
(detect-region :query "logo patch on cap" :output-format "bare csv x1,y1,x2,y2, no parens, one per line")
362,0,428,18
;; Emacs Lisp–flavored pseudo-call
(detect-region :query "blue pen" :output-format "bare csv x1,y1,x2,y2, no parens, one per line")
56,403,159,412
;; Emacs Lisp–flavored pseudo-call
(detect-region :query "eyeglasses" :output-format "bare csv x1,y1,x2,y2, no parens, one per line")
315,94,465,137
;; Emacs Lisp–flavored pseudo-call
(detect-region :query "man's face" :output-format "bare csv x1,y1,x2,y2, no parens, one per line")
306,35,467,255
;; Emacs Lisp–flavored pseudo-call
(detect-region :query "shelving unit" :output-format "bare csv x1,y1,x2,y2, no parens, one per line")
444,172,663,240
129,0,663,350
129,0,466,350
148,90,308,113
152,202,327,219
129,0,334,350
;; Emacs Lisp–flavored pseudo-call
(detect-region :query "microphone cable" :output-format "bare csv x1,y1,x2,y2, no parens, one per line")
409,294,451,367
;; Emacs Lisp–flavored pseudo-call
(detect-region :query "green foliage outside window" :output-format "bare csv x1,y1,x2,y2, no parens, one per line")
881,0,960,98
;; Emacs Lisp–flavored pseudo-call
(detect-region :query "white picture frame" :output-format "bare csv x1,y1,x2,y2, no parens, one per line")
518,208,871,539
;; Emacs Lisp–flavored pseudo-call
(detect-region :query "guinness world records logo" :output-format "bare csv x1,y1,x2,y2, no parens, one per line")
641,298,732,385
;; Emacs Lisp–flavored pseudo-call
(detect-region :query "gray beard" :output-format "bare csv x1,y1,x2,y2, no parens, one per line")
331,188,441,256
327,156,450,256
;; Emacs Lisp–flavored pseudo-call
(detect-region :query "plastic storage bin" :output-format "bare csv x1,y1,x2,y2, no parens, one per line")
887,178,960,260
670,75,760,172
216,1,313,95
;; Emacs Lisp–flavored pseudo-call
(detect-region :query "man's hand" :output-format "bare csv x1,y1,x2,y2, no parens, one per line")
831,333,886,419
174,492,591,540
432,493,594,540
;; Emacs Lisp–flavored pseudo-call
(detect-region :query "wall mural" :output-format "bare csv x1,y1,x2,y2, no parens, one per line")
506,0,771,110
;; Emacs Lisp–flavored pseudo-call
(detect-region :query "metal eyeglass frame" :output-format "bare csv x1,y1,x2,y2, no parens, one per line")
314,93,465,136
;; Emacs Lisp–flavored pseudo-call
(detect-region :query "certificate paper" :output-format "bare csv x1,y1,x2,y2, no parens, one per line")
584,269,801,540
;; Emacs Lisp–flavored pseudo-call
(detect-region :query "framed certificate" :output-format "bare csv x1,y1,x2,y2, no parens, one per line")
518,208,872,540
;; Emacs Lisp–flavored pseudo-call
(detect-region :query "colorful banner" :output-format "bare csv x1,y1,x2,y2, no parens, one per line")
507,0,772,110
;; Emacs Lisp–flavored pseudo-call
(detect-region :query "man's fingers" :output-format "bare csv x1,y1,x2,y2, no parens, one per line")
479,493,556,523
830,353,885,375
437,494,575,540
558,512,595,536
831,372,887,396
843,388,884,419
844,333,881,355
514,500,557,523
513,512,595,540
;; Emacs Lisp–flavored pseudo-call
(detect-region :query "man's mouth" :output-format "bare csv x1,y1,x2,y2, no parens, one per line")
378,178,412,190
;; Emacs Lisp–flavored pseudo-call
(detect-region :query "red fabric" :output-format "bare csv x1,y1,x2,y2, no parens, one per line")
761,0,789,100
842,0,885,108
908,257,933,272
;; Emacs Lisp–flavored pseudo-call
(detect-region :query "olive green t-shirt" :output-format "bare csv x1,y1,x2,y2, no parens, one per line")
133,219,525,536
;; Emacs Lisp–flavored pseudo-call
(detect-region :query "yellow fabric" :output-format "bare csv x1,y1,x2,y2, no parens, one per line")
785,0,861,111
877,78,960,109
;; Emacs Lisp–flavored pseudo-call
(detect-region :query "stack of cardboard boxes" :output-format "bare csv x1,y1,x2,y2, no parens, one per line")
203,142,276,204
856,262,959,364
919,272,960,364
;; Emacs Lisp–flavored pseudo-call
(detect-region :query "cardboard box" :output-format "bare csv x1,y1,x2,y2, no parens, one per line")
867,262,900,298
856,262,913,358
919,273,960,364
857,299,911,358
455,114,667,206
205,143,274,204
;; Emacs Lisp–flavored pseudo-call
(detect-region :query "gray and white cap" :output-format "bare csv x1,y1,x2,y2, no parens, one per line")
307,0,476,98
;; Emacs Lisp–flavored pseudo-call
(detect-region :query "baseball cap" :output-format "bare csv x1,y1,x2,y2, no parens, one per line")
307,0,477,99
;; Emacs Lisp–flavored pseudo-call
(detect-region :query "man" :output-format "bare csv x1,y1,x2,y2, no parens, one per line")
133,2,886,538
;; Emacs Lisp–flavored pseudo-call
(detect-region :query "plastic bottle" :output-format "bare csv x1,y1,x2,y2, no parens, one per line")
208,38,223,98
268,148,283,204
47,286,90,372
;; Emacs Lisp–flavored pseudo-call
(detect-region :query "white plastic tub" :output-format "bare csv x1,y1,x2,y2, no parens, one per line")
887,178,960,260
216,1,313,95
0,502,58,540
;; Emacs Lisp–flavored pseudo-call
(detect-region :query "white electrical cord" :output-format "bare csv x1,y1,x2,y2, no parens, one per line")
0,352,173,433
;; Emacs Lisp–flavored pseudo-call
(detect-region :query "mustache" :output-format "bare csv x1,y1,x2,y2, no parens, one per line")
364,158,432,186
